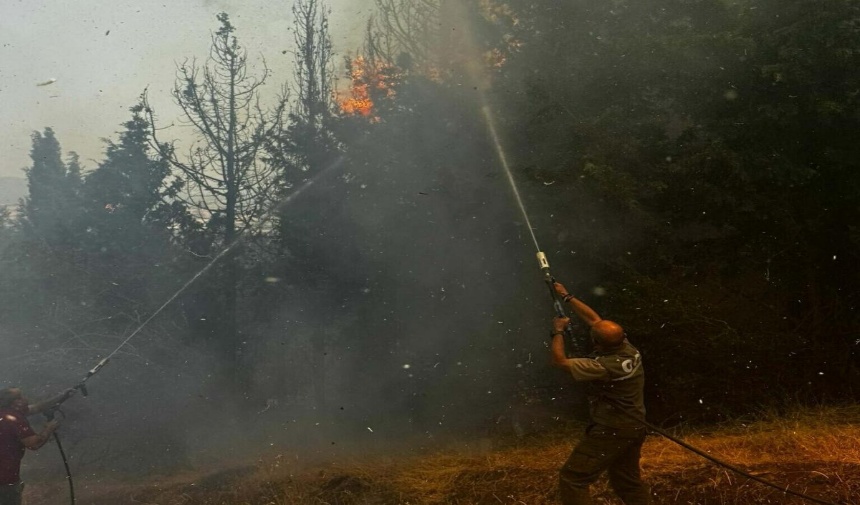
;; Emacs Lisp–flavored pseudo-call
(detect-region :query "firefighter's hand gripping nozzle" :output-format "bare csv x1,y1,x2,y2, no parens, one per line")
536,252,588,355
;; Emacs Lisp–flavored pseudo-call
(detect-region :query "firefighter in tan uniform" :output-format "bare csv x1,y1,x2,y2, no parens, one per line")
550,281,650,505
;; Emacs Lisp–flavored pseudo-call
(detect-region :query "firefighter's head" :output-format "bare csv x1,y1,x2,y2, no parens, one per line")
0,387,28,414
591,320,625,349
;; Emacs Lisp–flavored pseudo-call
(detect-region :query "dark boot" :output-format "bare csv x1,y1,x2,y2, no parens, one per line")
559,484,593,505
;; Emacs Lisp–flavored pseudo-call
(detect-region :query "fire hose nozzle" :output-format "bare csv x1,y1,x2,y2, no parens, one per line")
536,251,550,271
87,358,110,377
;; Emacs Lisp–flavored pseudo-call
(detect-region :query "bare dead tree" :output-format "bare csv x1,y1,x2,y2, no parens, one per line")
364,0,441,71
261,0,338,190
141,12,288,378
292,0,335,136
144,13,286,238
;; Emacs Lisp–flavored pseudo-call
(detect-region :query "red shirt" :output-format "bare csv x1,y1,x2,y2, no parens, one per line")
0,409,35,485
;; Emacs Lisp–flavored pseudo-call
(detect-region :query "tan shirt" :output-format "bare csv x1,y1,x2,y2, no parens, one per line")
568,341,646,429
568,358,610,381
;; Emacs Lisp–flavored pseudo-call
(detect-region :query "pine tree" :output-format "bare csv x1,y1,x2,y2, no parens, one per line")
22,128,82,247
80,106,185,316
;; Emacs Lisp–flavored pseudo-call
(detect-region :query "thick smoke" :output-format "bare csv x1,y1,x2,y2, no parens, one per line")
246,102,568,448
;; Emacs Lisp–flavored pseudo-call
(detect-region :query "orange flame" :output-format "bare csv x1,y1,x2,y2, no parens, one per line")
339,56,398,121
340,57,373,117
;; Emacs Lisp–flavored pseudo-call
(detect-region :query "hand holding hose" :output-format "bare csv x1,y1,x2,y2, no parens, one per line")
552,316,571,334
50,387,78,409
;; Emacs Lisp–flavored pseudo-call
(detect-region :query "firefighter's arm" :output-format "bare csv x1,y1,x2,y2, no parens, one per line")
550,316,577,368
552,334,608,380
28,389,76,415
551,332,574,370
550,316,609,380
21,420,60,450
553,282,601,326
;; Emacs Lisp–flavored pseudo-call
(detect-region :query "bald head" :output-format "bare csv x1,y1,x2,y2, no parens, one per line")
0,388,22,409
590,320,625,348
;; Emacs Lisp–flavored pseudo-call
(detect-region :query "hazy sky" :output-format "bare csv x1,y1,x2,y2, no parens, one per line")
0,0,374,178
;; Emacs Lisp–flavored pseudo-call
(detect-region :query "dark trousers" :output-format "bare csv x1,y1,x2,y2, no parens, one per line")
559,424,650,505
0,482,22,505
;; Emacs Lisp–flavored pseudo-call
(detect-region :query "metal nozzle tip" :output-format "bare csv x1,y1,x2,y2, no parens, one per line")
536,251,550,270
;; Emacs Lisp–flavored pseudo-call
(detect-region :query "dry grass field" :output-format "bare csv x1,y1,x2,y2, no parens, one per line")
72,405,860,505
